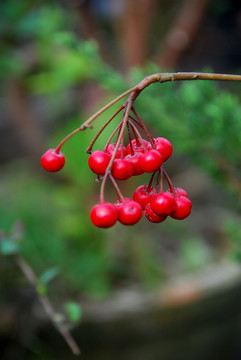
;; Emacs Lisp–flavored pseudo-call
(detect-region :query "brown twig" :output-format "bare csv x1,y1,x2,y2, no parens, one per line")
55,72,241,156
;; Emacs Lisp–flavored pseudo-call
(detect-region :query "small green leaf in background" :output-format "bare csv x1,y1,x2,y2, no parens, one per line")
64,301,82,323
40,267,60,285
36,283,47,296
0,238,19,255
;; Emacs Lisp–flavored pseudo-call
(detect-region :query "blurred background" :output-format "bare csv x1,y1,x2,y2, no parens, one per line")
0,0,241,359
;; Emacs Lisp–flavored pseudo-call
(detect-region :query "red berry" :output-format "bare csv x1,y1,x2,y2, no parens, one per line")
106,144,127,159
139,150,163,173
125,153,144,176
116,199,143,225
172,187,189,198
133,185,156,209
153,137,173,161
126,139,150,155
111,159,134,180
150,191,175,216
171,196,192,220
90,202,118,228
41,149,65,172
144,203,167,223
88,150,110,175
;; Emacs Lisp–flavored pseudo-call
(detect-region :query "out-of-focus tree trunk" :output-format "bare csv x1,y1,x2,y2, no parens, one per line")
116,0,156,68
155,0,210,69
8,81,45,157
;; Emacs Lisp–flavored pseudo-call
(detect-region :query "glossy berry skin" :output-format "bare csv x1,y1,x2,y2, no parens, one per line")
106,144,127,159
172,187,188,198
111,159,134,180
116,199,143,225
171,196,192,220
133,185,156,209
145,203,167,223
139,150,163,173
88,150,110,175
150,191,175,216
90,202,118,228
125,153,144,176
126,139,150,155
41,149,65,172
148,137,173,161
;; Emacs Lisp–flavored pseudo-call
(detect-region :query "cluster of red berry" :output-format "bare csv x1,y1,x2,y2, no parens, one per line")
40,106,192,228
88,137,191,228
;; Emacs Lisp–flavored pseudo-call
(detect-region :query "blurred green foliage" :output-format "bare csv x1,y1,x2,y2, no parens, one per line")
0,0,240,299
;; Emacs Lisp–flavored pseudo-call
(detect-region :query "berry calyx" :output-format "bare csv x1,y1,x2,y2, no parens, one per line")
145,203,167,223
171,197,192,220
150,191,175,216
133,185,156,209
88,150,110,175
116,199,143,225
169,187,188,198
111,158,134,180
90,202,118,228
125,153,144,176
41,149,65,172
139,150,163,173
126,139,150,155
106,144,127,159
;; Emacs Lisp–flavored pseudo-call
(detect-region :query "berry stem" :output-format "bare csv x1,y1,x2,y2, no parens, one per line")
99,172,109,203
86,104,124,154
105,99,134,172
162,168,175,193
131,107,155,148
127,122,134,155
103,121,123,152
55,128,82,153
109,174,125,202
127,120,144,145
147,170,157,192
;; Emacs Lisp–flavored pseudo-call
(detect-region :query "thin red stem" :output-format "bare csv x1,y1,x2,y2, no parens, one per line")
109,174,125,202
86,104,124,153
163,169,175,193
105,100,134,173
127,122,134,155
147,171,157,192
56,128,82,153
103,121,123,152
131,107,155,148
99,172,109,203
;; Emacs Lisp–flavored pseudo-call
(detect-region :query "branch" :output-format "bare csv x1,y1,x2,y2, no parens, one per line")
13,254,81,356
55,72,241,151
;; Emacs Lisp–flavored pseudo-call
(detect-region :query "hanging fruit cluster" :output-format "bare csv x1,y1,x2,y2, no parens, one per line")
41,101,192,228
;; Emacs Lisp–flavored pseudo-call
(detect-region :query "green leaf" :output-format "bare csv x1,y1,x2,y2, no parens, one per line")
65,301,82,323
40,267,60,285
37,283,47,296
0,238,19,255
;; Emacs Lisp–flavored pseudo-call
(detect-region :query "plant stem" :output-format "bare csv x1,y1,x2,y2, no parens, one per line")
86,104,124,153
105,99,134,172
162,168,175,193
56,127,83,153
12,254,80,356
131,107,155,147
109,174,125,202
99,172,109,203
55,72,241,150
